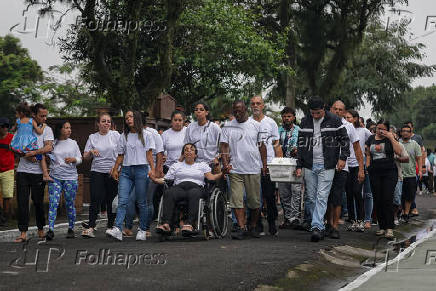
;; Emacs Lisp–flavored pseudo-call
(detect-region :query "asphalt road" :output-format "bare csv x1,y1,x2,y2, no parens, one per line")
1,195,436,291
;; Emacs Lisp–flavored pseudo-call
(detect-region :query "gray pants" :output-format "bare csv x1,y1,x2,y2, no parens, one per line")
278,182,303,222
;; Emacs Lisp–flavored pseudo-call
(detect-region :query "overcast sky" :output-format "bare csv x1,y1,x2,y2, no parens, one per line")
1,0,435,119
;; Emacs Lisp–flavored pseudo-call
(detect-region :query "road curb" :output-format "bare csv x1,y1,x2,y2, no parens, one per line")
0,219,107,242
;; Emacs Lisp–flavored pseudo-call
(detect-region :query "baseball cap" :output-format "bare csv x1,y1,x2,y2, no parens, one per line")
0,117,10,127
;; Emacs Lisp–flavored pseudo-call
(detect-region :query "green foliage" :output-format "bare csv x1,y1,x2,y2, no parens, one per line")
383,85,436,140
170,0,290,115
335,20,435,113
0,35,43,120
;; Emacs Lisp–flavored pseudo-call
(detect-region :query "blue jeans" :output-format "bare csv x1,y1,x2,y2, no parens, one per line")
393,180,403,207
125,180,157,230
115,165,149,231
304,164,335,231
363,174,373,223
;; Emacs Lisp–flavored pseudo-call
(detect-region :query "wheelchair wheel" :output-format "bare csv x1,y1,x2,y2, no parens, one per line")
209,187,229,238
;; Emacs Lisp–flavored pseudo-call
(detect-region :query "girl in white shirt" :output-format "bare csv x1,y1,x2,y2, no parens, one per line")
81,113,120,238
154,143,222,236
162,111,187,171
106,111,155,241
46,121,82,240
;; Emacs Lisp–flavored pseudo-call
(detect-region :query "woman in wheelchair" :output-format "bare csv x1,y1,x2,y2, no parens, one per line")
152,143,222,236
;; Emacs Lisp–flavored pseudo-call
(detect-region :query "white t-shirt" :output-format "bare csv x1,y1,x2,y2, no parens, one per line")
221,118,265,174
184,121,221,163
312,117,324,165
49,138,82,180
84,130,120,173
355,127,372,153
424,158,431,177
162,127,187,167
249,116,279,163
145,127,164,163
343,119,360,170
17,125,54,174
164,161,211,186
117,129,155,166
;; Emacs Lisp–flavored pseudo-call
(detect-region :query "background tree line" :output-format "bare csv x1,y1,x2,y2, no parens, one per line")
1,0,434,133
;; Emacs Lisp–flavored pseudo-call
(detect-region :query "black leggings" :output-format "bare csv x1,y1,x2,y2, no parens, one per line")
346,167,364,221
88,171,118,228
369,168,398,230
161,181,205,227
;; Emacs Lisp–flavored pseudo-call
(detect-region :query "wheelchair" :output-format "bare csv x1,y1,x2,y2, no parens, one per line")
156,179,230,241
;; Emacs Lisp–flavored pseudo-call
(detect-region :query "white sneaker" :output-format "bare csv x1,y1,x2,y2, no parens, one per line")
136,229,147,241
394,218,399,226
356,221,365,232
106,227,122,241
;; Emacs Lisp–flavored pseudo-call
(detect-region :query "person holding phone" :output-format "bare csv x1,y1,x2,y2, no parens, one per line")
365,120,403,240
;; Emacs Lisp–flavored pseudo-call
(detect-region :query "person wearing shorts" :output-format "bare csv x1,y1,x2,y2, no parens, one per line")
399,125,422,222
0,117,15,224
220,100,268,240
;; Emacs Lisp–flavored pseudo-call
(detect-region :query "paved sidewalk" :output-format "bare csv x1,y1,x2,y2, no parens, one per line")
352,227,436,291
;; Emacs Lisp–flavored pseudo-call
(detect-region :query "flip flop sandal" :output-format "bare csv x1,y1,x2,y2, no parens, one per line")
14,237,27,243
122,230,134,237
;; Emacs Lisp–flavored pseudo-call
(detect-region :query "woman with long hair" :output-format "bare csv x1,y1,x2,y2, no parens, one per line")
365,119,403,239
344,110,372,231
106,111,155,241
154,143,222,236
45,121,82,240
81,113,120,238
184,102,221,169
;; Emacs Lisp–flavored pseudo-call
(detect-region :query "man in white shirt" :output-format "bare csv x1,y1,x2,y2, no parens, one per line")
15,104,54,242
220,100,268,240
326,101,364,239
250,96,283,236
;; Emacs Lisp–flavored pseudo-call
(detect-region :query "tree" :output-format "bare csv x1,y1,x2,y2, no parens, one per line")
27,0,186,112
249,0,415,110
37,63,107,116
383,85,436,140
0,35,43,121
169,0,290,115
333,19,435,113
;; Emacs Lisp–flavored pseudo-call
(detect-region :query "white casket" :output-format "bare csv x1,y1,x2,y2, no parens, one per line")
267,158,304,183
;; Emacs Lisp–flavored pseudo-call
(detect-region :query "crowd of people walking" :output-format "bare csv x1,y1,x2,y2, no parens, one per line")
0,97,434,243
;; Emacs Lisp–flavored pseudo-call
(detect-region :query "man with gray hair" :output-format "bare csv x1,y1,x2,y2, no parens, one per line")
250,95,283,236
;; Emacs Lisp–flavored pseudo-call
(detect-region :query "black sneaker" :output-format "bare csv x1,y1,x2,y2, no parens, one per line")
269,222,278,236
246,228,261,238
46,230,54,241
310,228,324,242
401,214,410,223
330,228,340,239
289,219,300,230
66,228,75,239
231,228,245,240
301,221,312,232
325,224,333,237
279,220,292,229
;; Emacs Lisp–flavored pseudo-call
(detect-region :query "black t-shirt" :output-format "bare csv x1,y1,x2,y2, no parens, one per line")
365,135,396,170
